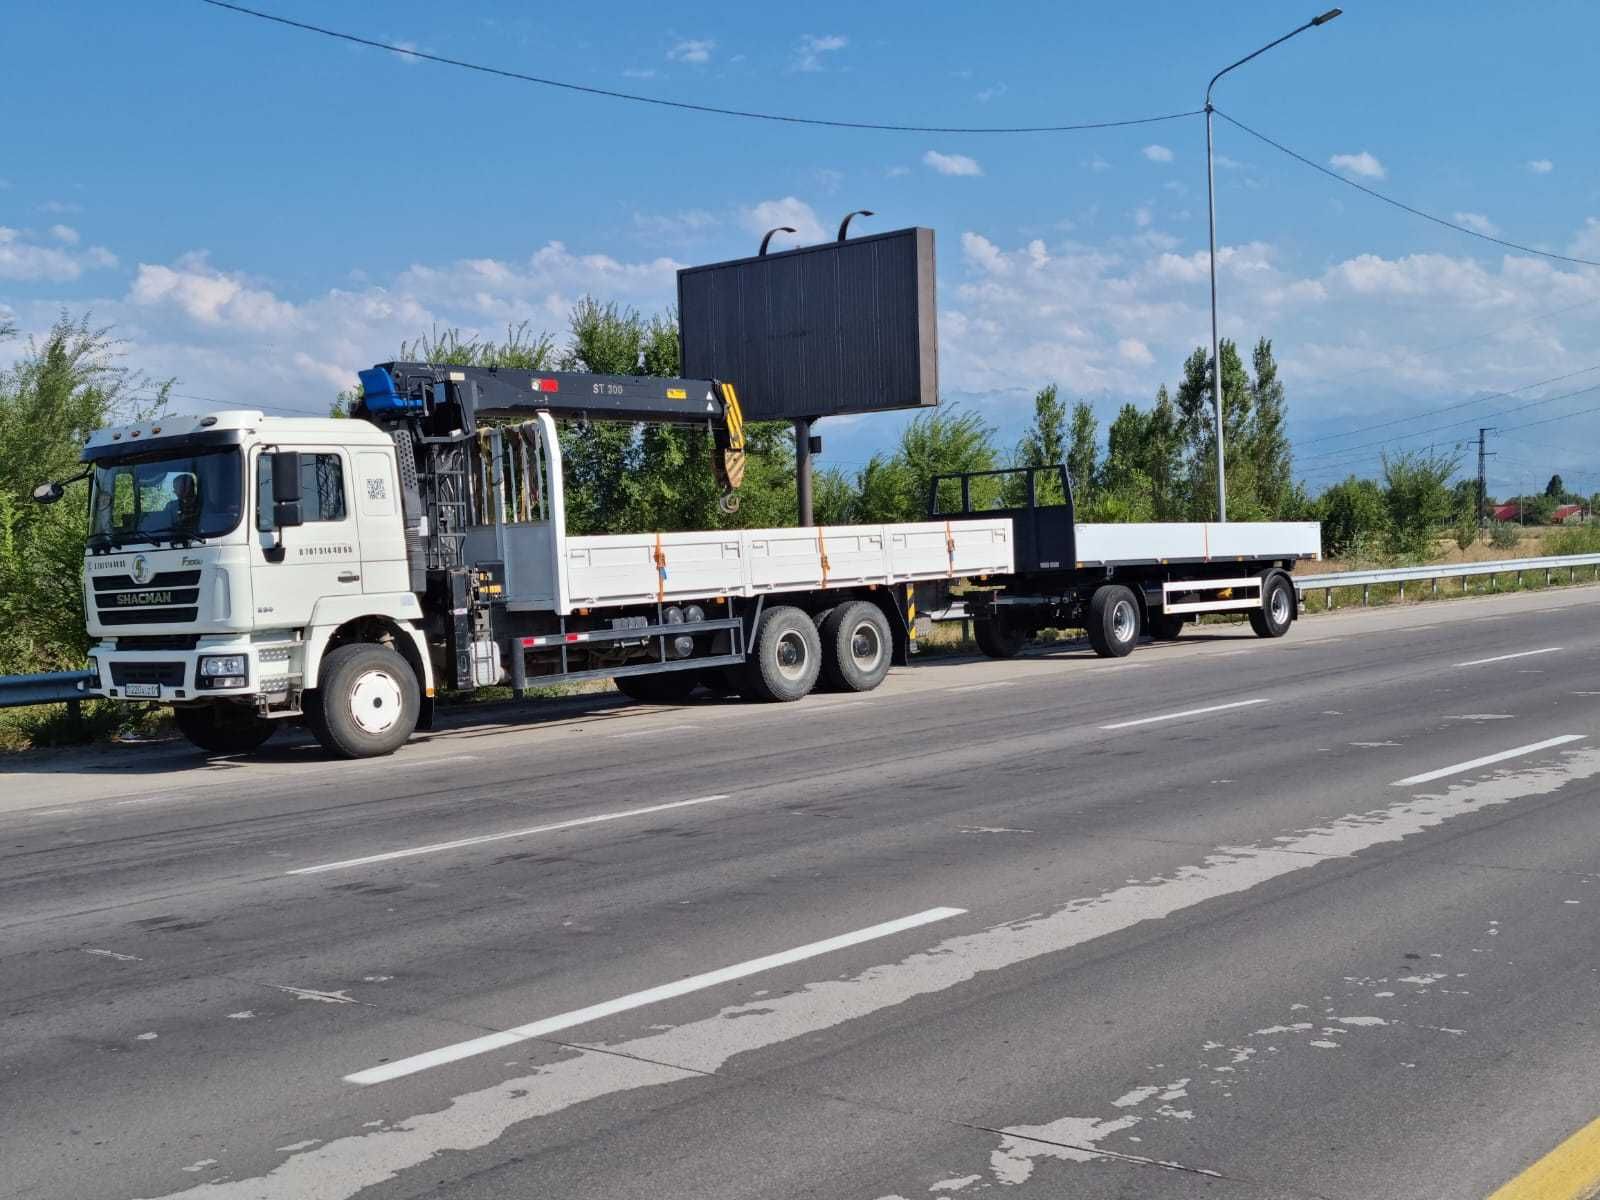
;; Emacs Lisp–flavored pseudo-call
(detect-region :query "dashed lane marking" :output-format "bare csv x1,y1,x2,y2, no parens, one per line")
1100,698,1270,731
1456,647,1563,668
1391,735,1586,787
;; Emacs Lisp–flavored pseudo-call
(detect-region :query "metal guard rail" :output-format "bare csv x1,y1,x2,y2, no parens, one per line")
1297,551,1600,595
0,670,97,710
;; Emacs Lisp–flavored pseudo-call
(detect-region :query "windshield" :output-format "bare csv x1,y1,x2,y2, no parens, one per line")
88,447,244,548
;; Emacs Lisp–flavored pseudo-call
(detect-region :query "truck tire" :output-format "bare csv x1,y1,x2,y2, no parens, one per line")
304,643,420,759
1250,573,1295,638
974,614,1026,659
741,605,821,702
1087,584,1140,658
173,702,277,756
1147,610,1186,641
614,672,701,704
819,600,893,692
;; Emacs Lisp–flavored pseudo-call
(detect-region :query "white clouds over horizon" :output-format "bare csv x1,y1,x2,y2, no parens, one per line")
1142,144,1174,163
667,38,714,64
1452,212,1500,237
0,225,116,282
1526,158,1554,174
739,197,826,245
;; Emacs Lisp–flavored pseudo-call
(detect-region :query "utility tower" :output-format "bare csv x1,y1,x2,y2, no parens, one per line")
1476,427,1496,526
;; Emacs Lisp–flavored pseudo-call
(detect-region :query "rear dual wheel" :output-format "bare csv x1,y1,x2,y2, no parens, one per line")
819,601,892,693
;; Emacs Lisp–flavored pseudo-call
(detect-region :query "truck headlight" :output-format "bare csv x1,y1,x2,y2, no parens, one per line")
198,655,248,689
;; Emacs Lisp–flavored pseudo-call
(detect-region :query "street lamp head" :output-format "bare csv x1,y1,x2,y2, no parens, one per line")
1311,8,1342,25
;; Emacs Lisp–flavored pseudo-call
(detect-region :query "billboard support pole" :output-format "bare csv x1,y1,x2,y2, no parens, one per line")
795,417,814,526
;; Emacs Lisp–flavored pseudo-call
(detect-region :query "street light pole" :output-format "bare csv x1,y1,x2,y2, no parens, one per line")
1204,8,1341,523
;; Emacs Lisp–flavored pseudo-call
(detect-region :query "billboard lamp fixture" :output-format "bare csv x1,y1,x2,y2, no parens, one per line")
836,210,875,241
759,226,797,256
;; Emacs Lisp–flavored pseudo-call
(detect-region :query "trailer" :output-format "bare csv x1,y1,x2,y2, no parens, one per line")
922,463,1319,658
43,362,1318,760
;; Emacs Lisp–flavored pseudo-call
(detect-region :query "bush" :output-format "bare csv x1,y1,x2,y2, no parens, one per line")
1546,524,1600,556
1454,519,1479,551
1315,476,1388,559
1488,522,1522,550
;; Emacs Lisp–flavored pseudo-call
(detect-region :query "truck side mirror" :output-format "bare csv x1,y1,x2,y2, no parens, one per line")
272,451,304,528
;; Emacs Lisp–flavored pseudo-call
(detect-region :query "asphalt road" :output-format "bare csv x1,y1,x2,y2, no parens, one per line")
6,585,1600,1200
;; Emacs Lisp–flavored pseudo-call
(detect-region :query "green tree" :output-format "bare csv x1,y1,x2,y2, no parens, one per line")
855,408,998,521
1380,448,1460,558
1546,473,1564,498
1010,383,1069,504
1314,475,1387,560
1247,338,1291,514
1066,400,1098,508
0,316,170,674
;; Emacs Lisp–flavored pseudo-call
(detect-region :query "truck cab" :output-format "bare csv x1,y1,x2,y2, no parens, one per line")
80,411,431,755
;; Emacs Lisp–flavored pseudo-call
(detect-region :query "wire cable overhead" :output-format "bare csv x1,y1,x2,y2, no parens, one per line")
198,1,1201,135
1215,109,1600,269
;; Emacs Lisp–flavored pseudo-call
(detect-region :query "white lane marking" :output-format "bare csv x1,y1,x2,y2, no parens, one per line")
83,948,142,962
947,681,1015,693
608,723,697,739
345,906,966,1085
165,752,1600,1200
1455,646,1562,667
286,795,729,875
1100,698,1269,730
1391,734,1586,787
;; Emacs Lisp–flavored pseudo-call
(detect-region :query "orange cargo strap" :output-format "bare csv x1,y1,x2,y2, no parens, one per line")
817,527,831,587
653,532,667,603
944,520,956,575
1203,523,1211,561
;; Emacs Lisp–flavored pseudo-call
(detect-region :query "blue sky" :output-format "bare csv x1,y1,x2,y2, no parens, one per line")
5,1,1600,497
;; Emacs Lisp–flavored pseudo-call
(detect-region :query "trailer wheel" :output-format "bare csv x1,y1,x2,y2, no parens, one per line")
974,614,1026,659
304,643,420,759
742,605,822,702
1087,584,1140,658
614,672,701,704
173,702,277,756
1148,611,1186,641
820,601,893,692
1250,573,1295,638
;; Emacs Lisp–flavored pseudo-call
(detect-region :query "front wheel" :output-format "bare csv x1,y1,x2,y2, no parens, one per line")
305,643,420,759
173,702,277,756
1086,584,1140,658
1250,573,1295,638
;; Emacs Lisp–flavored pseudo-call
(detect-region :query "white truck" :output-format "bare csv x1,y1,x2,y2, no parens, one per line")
39,362,1319,759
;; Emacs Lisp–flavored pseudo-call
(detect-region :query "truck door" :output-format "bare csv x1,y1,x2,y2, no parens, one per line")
352,449,409,595
252,446,362,628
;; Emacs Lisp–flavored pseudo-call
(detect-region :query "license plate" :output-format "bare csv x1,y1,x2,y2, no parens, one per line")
124,683,160,698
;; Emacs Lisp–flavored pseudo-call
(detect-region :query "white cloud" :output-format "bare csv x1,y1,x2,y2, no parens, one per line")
0,226,116,282
621,67,658,80
740,197,826,245
1452,212,1500,237
667,38,714,64
1329,151,1386,180
48,224,80,245
924,150,983,177
976,83,1007,103
793,33,847,71
885,165,911,178
1214,154,1246,171
1133,207,1153,229
812,167,844,195
1526,158,1554,175
1117,337,1154,365
1083,156,1111,174
130,253,298,330
1570,217,1600,260
961,232,1010,276
388,39,422,65
1142,144,1174,163
37,199,82,215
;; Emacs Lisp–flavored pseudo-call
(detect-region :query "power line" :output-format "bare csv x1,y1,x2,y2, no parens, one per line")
1214,108,1600,269
199,1,1202,135
1295,380,1600,468
1298,363,1600,448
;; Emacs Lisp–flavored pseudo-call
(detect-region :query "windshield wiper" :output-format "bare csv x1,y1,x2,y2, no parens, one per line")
134,526,209,547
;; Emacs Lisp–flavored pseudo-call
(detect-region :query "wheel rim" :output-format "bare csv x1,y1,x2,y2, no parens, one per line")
1269,586,1290,624
849,621,884,673
348,669,404,735
774,630,810,682
1111,599,1138,644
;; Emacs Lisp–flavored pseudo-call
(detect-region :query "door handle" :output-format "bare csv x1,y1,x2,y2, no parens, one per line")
338,571,361,583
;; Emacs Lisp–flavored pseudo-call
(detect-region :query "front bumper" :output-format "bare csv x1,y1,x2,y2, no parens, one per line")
91,637,300,704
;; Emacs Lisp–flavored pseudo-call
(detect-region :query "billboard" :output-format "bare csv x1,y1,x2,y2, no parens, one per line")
677,226,938,423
